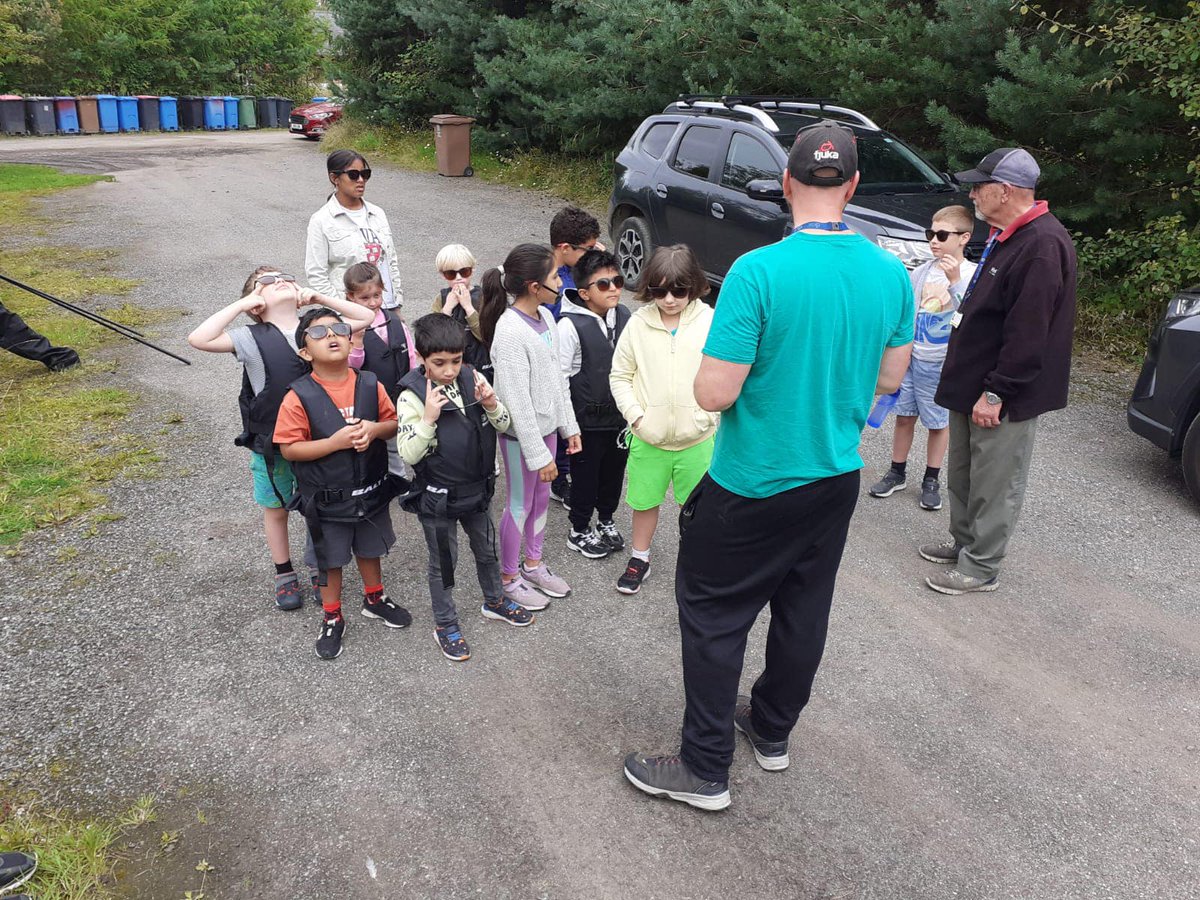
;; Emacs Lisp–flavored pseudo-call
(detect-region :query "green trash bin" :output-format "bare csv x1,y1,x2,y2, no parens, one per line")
238,96,257,129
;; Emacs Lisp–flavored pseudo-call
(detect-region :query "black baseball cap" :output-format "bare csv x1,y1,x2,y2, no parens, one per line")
788,121,858,187
954,148,1040,189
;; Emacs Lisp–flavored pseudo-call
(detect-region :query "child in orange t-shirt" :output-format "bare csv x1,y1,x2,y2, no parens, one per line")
275,306,410,660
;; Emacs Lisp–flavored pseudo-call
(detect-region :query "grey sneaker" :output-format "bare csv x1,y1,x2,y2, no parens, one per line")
925,569,999,595
869,468,907,497
503,576,549,611
919,476,942,510
623,752,730,811
521,562,571,598
734,695,790,771
919,538,961,564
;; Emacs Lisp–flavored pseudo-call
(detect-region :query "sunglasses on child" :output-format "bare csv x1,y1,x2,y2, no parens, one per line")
646,284,690,300
441,267,474,280
335,169,372,182
925,229,968,242
583,276,625,291
256,273,296,286
304,322,352,340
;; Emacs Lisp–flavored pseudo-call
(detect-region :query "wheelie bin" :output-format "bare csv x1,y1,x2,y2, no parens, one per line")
75,96,100,133
136,95,160,131
54,97,80,134
158,96,179,131
430,114,477,177
255,97,277,128
116,95,140,132
96,94,119,133
273,97,293,126
223,96,238,129
25,97,55,135
203,96,225,130
179,96,203,130
0,95,27,135
237,96,257,129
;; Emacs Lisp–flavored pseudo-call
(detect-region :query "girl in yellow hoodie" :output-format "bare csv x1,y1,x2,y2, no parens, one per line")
609,245,719,594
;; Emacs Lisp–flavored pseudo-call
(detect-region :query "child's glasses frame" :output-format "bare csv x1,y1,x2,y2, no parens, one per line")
440,267,474,280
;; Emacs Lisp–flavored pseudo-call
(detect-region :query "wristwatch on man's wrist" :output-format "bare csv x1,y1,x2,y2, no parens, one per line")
984,391,1003,406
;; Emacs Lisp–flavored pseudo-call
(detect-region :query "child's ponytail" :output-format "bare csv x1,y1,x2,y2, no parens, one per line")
478,243,557,349
479,267,508,349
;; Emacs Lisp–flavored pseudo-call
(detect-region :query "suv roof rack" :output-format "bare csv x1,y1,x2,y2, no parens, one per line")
668,95,882,133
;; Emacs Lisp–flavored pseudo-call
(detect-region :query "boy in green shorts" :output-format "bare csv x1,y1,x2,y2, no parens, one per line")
608,244,718,594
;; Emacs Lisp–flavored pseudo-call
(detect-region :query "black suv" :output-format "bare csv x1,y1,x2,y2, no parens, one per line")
609,96,987,288
1128,285,1200,499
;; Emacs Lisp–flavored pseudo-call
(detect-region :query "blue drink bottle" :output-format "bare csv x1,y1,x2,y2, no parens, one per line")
866,389,901,429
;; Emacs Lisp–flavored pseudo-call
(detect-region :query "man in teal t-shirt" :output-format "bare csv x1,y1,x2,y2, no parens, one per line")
624,121,913,812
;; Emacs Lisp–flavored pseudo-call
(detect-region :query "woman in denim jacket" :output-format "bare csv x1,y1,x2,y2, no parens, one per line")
305,149,404,310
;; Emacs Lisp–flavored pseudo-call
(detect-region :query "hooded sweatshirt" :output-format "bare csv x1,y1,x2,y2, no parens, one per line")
608,299,719,451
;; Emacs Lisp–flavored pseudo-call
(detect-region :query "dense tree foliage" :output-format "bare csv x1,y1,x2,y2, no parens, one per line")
0,0,326,96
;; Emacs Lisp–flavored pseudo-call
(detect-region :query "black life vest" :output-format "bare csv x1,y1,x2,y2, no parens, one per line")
360,308,411,401
287,370,392,523
398,363,497,519
235,323,310,455
438,286,494,382
566,301,630,431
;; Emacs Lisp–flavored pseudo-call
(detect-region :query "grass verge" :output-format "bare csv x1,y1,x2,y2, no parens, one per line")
0,164,166,546
0,793,157,900
320,117,613,211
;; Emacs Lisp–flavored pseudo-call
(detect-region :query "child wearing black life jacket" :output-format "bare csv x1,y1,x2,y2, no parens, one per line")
187,267,374,614
275,307,412,661
396,314,530,662
344,261,418,478
556,249,632,560
432,243,493,384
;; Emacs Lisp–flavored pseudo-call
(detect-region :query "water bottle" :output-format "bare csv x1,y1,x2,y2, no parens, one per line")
866,389,901,429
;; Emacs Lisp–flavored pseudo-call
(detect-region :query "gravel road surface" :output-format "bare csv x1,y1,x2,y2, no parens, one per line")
0,131,1196,899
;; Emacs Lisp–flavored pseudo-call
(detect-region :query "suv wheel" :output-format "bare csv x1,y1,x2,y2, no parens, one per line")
616,216,654,289
1182,414,1200,501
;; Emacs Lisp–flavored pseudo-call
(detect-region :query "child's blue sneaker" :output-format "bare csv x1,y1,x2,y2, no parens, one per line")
274,576,303,611
481,598,534,627
434,626,471,661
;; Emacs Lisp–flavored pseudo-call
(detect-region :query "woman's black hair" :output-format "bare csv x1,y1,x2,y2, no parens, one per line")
325,149,369,199
478,243,556,349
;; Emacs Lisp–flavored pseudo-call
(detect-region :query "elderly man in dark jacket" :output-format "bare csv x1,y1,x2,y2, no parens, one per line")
920,148,1077,594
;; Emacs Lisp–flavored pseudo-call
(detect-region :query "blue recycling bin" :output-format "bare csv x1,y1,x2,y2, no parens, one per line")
54,97,80,134
203,96,225,130
159,96,179,131
117,95,140,132
96,94,119,133
223,96,238,129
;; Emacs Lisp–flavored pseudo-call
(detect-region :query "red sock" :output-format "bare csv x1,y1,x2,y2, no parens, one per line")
322,596,342,619
364,584,384,604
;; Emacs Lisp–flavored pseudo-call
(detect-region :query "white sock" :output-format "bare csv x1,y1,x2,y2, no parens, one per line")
631,547,650,562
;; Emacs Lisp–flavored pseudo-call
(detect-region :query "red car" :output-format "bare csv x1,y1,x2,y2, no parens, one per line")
289,100,343,139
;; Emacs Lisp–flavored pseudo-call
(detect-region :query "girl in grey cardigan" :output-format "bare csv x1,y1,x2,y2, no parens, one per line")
480,244,581,608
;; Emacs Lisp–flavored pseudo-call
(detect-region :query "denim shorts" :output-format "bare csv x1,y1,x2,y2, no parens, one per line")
895,356,950,430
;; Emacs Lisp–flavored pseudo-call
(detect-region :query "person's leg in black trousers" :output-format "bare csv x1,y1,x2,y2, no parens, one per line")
0,300,80,370
595,429,629,523
675,471,859,784
567,429,603,533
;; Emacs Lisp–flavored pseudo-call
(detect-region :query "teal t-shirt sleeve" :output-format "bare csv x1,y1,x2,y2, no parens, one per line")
702,269,763,364
887,267,916,348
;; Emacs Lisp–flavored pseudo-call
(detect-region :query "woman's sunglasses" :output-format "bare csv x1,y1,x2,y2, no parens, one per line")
441,267,474,280
304,322,352,340
646,285,691,300
335,169,372,182
256,273,296,286
925,229,968,242
583,275,625,291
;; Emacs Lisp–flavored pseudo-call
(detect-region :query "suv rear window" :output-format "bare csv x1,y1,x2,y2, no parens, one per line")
721,133,780,192
641,122,677,159
672,125,722,180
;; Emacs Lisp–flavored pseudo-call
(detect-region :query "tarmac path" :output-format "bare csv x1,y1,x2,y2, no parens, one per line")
0,131,1196,899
